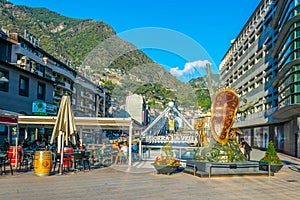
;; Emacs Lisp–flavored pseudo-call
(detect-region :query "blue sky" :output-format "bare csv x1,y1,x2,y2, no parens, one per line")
10,0,261,82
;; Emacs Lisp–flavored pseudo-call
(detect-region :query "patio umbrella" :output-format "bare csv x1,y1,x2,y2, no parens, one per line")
50,94,76,174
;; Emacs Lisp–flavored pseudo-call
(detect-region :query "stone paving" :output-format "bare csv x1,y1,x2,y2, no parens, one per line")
0,149,299,200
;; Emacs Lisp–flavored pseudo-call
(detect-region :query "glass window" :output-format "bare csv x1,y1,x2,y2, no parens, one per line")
37,82,45,100
294,82,300,92
19,76,29,97
0,39,11,63
294,93,300,103
0,69,9,92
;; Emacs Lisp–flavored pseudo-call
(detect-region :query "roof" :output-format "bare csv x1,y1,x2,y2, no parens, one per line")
18,116,143,130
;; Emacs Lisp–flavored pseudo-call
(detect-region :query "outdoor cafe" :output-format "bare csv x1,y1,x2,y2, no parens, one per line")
0,115,142,176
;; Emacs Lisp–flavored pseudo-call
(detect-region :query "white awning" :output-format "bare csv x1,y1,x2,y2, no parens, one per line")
18,116,142,130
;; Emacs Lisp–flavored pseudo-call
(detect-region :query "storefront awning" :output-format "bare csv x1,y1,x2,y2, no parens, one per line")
0,109,19,125
272,104,300,120
18,116,142,130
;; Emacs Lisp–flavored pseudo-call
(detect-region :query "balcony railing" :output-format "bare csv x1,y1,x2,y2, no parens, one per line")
80,91,93,100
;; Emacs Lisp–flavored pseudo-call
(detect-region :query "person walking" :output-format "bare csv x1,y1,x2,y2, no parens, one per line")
241,138,252,161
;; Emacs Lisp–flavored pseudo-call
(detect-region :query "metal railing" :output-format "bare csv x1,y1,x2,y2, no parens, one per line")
140,144,201,163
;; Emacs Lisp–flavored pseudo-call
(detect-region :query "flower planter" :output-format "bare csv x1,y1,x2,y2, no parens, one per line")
259,163,284,173
153,164,179,175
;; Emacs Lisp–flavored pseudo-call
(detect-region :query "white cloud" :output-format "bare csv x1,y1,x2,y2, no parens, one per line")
170,60,210,77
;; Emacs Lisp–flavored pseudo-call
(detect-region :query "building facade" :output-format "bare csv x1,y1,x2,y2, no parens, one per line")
0,26,112,144
220,0,300,158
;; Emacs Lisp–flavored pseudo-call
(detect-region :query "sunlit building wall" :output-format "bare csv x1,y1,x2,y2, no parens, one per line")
221,0,300,158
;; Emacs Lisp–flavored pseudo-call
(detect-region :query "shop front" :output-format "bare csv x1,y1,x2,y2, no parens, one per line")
0,109,19,146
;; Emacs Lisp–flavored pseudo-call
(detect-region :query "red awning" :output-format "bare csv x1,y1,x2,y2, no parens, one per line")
0,117,17,124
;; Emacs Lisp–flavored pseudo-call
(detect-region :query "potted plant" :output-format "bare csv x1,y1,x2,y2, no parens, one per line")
259,141,284,173
153,142,180,175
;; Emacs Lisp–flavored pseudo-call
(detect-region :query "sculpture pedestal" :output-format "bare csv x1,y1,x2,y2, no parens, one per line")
184,160,272,177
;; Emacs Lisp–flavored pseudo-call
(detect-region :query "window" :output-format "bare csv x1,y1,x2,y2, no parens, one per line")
0,40,11,63
37,82,46,100
0,69,9,92
19,76,29,96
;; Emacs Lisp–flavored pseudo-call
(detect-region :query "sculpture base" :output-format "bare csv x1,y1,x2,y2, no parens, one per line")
184,160,272,177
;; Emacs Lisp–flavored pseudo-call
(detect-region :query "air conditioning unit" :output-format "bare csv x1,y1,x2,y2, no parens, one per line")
42,57,48,64
17,56,28,67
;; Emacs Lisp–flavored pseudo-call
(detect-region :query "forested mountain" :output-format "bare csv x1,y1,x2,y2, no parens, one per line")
189,74,220,110
0,0,216,109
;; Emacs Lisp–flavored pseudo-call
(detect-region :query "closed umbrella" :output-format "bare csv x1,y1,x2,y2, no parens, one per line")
50,94,76,174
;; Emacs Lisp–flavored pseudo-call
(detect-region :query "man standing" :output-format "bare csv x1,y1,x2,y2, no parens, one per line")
2,138,10,152
241,138,252,161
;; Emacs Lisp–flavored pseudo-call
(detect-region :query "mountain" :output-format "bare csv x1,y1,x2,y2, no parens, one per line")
0,0,198,108
189,74,220,110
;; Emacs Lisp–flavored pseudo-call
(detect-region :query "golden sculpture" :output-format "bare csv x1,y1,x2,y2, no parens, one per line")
210,88,239,144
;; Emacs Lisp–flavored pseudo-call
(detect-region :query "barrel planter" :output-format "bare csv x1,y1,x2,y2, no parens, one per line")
34,150,53,176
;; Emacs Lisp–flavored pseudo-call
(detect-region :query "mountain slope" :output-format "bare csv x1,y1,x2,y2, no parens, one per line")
189,74,220,110
0,0,197,108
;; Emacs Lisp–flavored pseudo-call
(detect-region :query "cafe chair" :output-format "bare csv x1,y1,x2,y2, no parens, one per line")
73,151,91,172
97,149,113,166
53,152,72,173
19,150,34,171
0,153,13,176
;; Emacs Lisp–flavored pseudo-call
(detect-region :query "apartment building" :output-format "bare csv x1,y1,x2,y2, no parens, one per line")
0,29,55,116
96,86,111,117
220,0,300,158
73,72,97,117
0,27,112,144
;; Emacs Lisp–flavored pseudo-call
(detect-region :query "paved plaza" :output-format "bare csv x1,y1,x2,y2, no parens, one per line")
0,149,299,200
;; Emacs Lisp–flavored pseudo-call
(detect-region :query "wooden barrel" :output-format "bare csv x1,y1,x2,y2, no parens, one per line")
7,146,22,166
34,150,52,176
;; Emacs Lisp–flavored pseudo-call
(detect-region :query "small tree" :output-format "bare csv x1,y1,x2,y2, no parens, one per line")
154,142,180,166
260,141,282,164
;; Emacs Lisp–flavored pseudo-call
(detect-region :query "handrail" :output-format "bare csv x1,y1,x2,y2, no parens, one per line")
140,144,201,162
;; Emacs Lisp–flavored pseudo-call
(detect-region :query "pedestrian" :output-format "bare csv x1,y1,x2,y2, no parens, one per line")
2,138,10,152
22,138,30,150
241,138,252,161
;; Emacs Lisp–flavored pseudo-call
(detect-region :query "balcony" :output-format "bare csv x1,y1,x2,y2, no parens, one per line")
54,89,63,97
80,102,93,110
80,91,94,101
14,45,44,66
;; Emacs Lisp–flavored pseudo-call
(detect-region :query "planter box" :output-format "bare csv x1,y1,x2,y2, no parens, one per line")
153,164,179,175
259,163,284,173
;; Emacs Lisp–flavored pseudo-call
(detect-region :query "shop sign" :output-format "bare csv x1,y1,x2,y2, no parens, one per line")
32,101,57,116
145,135,198,144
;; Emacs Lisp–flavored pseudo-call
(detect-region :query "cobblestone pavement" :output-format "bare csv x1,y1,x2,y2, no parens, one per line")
0,149,299,200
